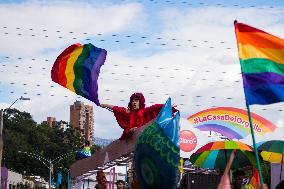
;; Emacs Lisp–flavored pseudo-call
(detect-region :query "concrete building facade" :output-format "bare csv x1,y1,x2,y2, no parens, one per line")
70,101,94,142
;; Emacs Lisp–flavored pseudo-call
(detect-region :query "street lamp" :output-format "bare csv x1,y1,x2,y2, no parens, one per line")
18,150,74,189
0,96,30,185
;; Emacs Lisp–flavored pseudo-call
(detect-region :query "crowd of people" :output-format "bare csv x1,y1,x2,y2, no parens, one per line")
94,168,139,189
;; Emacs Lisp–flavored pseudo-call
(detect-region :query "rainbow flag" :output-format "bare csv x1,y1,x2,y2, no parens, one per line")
245,169,260,189
51,43,107,105
235,21,284,105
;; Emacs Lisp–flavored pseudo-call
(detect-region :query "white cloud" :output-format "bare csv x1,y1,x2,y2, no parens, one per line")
0,1,144,56
158,6,284,43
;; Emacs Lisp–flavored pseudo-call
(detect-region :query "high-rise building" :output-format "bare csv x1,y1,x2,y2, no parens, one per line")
46,117,56,128
70,101,94,142
43,117,69,130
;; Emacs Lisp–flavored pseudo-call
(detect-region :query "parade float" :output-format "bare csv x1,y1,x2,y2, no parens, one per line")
69,98,180,189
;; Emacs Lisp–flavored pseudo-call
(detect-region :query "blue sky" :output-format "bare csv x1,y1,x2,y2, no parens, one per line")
0,0,284,141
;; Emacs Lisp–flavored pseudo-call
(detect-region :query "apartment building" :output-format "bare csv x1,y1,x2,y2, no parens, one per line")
70,101,94,142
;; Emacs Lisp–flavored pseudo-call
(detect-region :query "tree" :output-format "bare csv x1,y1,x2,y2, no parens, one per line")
2,108,99,184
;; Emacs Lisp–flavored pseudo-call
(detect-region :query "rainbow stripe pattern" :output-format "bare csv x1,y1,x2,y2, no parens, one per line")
188,107,277,139
235,21,284,105
258,140,284,163
51,43,107,105
245,169,260,189
190,141,256,170
76,146,92,159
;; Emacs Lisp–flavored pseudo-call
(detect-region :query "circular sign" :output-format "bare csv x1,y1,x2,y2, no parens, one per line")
180,130,197,152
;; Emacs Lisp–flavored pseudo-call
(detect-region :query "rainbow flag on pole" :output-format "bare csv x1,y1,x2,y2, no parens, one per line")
51,43,107,105
234,21,284,105
245,169,260,189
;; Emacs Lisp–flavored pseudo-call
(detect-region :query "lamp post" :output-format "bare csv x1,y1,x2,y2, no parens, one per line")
0,96,30,185
18,151,74,189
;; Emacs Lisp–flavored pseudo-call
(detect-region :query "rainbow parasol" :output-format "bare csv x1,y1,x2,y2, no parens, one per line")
190,141,256,169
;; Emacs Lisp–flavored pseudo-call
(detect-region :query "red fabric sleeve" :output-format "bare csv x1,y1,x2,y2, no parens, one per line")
143,104,178,122
112,106,134,140
112,106,131,130
143,104,163,122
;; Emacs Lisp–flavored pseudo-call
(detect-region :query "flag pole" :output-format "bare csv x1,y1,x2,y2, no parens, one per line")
245,102,264,186
234,20,264,186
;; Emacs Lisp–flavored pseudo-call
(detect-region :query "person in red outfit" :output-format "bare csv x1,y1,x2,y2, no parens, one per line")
100,92,176,139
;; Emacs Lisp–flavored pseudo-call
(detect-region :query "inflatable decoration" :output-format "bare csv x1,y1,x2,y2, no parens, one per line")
134,98,180,189
76,146,91,160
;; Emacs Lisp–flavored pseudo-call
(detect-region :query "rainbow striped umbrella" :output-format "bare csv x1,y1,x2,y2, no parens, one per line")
258,140,284,180
258,140,284,163
190,141,256,169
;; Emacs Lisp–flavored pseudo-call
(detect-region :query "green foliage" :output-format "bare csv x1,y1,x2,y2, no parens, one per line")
2,108,100,187
261,161,271,187
91,144,101,154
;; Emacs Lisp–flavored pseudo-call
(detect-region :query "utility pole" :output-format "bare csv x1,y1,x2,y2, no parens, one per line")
49,160,52,189
0,109,3,187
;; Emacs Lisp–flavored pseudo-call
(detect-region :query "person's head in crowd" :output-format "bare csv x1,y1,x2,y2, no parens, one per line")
115,180,125,189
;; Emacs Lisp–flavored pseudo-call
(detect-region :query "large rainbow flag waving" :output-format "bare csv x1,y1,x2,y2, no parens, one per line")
51,43,107,105
235,21,284,105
